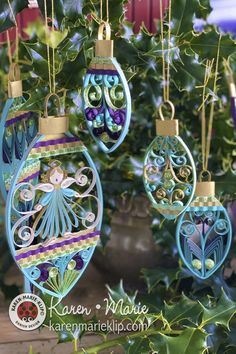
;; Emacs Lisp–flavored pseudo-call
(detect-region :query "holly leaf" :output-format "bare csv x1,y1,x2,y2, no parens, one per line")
150,328,207,354
172,0,199,36
164,294,202,325
199,289,236,329
190,31,236,60
142,268,178,293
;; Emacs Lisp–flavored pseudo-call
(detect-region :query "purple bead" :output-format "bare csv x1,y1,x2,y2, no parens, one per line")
73,255,84,270
85,107,103,121
37,263,50,282
108,108,126,126
39,269,49,282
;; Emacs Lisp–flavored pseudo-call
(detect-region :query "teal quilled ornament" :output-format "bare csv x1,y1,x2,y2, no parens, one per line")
0,64,38,200
143,102,196,219
176,180,232,279
82,22,131,153
5,94,103,299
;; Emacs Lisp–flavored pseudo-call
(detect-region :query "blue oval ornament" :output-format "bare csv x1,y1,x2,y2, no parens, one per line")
6,94,103,299
0,64,37,200
176,181,232,279
82,22,131,153
143,111,196,220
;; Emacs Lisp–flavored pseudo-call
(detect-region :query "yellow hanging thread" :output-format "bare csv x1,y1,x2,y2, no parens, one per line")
44,0,52,93
198,35,222,180
7,0,19,63
51,0,56,93
159,0,173,119
100,0,110,23
6,30,12,65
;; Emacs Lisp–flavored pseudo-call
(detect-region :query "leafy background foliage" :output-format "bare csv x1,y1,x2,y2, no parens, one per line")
0,0,236,353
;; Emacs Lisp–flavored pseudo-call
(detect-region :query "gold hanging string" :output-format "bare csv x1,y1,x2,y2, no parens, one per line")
200,59,214,172
166,0,172,102
100,0,103,22
199,35,221,179
6,30,12,64
7,0,19,63
205,35,221,171
159,0,172,106
15,27,19,63
159,0,167,102
106,0,109,22
51,0,56,93
44,0,52,92
100,0,109,23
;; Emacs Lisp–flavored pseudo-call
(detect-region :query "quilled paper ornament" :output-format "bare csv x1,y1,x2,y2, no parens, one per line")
176,179,232,279
5,94,103,298
0,64,38,200
143,101,197,219
82,22,131,153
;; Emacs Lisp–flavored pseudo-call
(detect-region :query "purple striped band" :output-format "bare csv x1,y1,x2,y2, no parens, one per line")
21,171,40,183
5,112,32,127
33,136,80,148
16,231,100,261
87,69,119,76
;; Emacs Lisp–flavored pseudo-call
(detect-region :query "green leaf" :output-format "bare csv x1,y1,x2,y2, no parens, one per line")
24,21,68,48
142,268,178,293
150,328,208,354
164,294,202,325
190,31,236,60
200,289,236,329
172,0,199,36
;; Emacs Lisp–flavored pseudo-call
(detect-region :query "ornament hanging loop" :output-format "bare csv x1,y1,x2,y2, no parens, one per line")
96,21,113,57
196,170,214,197
8,63,22,98
199,169,212,182
158,100,175,121
98,21,111,40
39,93,69,135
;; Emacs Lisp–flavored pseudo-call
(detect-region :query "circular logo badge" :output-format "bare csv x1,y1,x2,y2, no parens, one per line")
9,293,46,331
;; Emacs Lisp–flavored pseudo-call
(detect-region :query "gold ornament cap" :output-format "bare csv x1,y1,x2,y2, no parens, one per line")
195,181,215,197
156,101,178,136
39,93,69,135
8,63,23,98
156,119,179,136
95,22,113,57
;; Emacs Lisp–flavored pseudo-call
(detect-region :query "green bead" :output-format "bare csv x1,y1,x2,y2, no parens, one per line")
68,260,76,270
205,259,215,270
49,267,58,278
18,124,23,131
164,171,172,180
6,128,12,137
192,259,202,270
163,179,174,190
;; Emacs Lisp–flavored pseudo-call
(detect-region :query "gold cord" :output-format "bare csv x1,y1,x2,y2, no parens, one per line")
7,0,17,27
51,0,56,93
7,0,19,63
44,0,52,92
100,0,109,23
199,35,222,179
166,0,172,101
159,0,172,110
6,30,12,64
